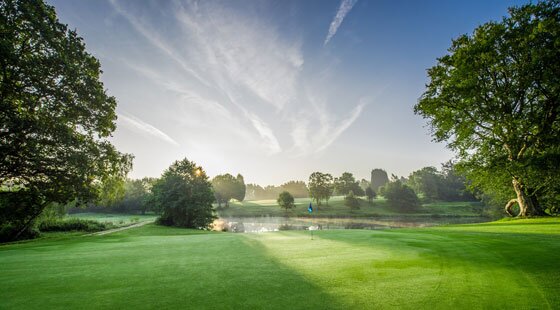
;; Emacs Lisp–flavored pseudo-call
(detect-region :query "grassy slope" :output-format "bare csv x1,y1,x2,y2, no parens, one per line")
217,196,485,218
1,218,559,309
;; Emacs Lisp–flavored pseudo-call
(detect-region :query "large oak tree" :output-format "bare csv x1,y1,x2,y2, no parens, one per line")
0,0,131,239
415,1,560,217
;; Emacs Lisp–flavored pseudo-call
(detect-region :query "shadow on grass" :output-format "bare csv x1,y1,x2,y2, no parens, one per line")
0,224,344,310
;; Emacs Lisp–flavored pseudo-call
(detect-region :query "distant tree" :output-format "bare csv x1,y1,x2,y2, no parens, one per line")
0,0,132,241
344,191,360,210
277,191,295,213
365,187,376,203
281,181,309,198
334,172,364,196
439,161,477,202
152,159,215,229
233,174,246,202
407,167,442,202
308,172,334,207
370,169,389,193
359,179,371,192
110,177,156,214
383,180,420,212
211,174,243,207
414,1,560,216
245,184,264,200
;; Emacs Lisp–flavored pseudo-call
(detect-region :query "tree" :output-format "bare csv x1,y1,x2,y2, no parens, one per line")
110,177,155,214
370,169,389,193
308,172,334,207
383,180,420,212
211,174,238,207
334,172,364,196
152,159,215,229
0,0,131,240
365,187,376,203
407,167,442,202
233,174,246,202
439,161,477,202
277,191,295,213
359,179,371,192
344,191,360,210
415,1,560,217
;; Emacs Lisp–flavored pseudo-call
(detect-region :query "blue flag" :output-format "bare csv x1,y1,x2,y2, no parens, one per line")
308,203,313,213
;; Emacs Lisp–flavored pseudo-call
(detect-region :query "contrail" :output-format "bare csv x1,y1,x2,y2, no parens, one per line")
324,0,358,46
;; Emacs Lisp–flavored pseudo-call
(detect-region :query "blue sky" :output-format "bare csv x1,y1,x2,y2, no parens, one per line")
49,0,528,185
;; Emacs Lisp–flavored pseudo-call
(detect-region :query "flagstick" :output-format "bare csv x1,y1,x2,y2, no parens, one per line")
311,216,314,240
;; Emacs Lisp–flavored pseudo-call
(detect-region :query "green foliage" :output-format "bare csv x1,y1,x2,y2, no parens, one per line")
277,191,295,212
370,169,389,193
415,1,560,216
0,0,132,240
407,167,442,201
38,218,111,232
233,174,246,202
308,172,334,206
334,172,365,196
211,173,245,207
359,179,371,192
280,181,309,198
109,178,156,214
153,159,215,229
246,181,308,200
0,222,39,243
407,163,477,203
344,191,360,210
365,187,376,203
382,180,420,212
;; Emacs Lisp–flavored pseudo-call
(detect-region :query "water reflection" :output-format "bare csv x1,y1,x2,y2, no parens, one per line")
214,216,491,233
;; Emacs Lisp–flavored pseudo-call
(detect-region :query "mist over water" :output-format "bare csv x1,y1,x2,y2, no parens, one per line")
218,216,491,233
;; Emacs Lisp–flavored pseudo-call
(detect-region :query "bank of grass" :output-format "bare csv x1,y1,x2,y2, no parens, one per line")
217,196,485,218
1,218,559,309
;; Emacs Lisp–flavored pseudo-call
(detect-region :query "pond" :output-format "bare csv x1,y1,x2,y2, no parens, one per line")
215,216,492,233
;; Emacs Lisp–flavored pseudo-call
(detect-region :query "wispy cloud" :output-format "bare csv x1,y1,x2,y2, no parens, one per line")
110,0,366,156
324,0,358,46
289,95,369,156
117,113,179,146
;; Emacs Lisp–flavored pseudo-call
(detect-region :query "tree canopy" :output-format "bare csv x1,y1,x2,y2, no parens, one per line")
211,173,245,207
415,1,560,217
277,191,295,213
382,180,420,212
152,159,215,229
0,0,131,240
334,172,364,196
370,169,389,193
308,172,334,207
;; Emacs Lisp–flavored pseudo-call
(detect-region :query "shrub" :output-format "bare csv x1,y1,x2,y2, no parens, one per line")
0,223,40,243
38,218,112,232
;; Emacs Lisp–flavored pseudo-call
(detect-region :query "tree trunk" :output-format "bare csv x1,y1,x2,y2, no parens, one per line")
504,199,517,217
511,178,545,217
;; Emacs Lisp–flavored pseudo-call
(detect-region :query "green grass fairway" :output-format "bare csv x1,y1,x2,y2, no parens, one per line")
218,196,486,218
1,219,559,309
